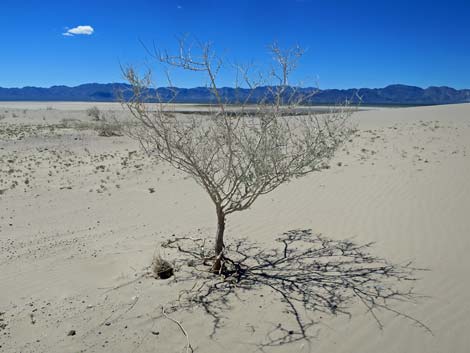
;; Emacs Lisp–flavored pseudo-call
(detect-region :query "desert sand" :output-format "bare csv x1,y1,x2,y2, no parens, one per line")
1,102,469,352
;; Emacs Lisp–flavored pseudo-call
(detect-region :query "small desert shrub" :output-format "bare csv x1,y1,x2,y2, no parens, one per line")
96,117,122,137
59,118,84,128
96,124,122,137
152,254,174,279
94,112,123,137
87,106,101,121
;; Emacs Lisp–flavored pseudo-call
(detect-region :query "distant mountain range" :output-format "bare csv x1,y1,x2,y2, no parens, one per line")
0,83,469,105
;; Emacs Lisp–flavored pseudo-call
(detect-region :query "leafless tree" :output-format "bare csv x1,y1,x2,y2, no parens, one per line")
122,38,354,271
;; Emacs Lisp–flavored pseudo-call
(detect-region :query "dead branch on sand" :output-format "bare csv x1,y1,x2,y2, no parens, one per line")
162,306,194,353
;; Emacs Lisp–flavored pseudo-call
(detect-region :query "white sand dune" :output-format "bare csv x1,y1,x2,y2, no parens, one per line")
1,103,469,352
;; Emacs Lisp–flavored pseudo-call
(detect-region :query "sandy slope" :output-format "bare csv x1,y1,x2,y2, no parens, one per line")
0,103,469,352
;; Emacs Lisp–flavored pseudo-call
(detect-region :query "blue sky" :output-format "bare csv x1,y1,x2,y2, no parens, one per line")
1,0,469,89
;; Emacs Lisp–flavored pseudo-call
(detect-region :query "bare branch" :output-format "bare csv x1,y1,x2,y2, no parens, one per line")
120,39,355,261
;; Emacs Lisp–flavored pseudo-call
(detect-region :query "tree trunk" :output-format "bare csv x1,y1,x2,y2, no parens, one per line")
212,207,225,273
215,207,225,255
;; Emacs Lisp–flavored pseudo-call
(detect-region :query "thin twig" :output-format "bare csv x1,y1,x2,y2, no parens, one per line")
162,306,194,353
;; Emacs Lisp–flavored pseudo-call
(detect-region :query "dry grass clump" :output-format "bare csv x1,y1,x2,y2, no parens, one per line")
86,106,101,121
96,121,122,137
95,112,123,137
59,118,83,128
152,254,174,279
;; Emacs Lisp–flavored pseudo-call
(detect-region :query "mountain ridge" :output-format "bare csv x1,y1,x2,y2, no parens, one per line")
0,83,469,105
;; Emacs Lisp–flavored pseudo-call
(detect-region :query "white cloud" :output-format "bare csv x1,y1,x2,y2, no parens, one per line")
62,25,94,36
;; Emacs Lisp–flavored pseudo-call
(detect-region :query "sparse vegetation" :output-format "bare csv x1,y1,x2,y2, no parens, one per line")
57,116,122,137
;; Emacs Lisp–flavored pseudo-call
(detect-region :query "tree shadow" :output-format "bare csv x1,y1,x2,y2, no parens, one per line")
161,229,431,348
